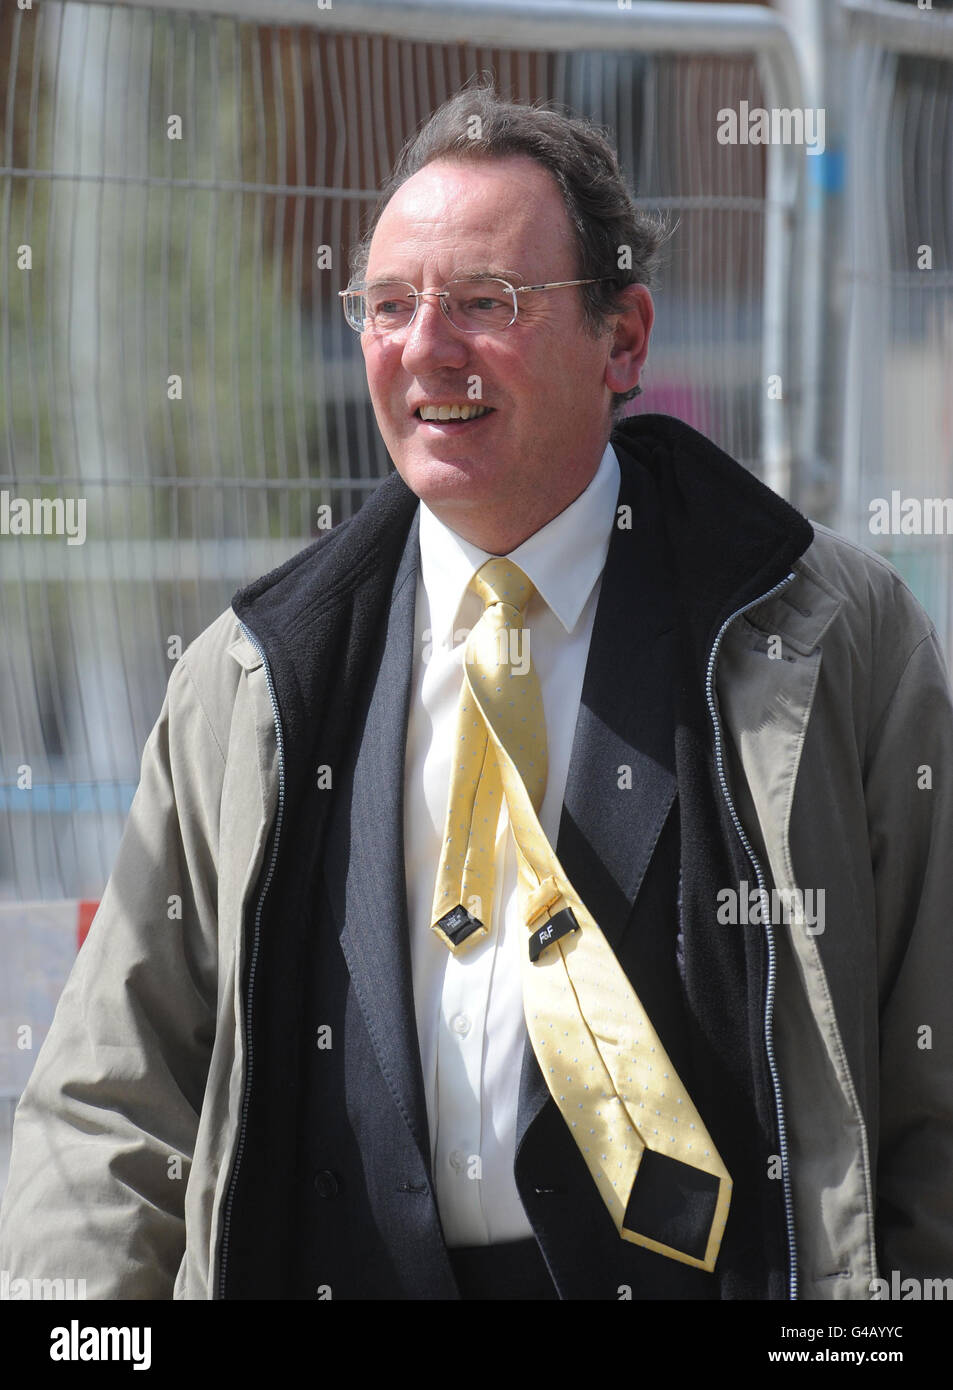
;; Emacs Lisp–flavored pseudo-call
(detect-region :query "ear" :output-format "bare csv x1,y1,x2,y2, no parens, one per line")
603,284,654,397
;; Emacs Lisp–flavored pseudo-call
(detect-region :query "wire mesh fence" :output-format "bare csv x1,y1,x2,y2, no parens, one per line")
1,0,795,903
838,2,953,660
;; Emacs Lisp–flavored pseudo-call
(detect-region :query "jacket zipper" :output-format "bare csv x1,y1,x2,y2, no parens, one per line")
216,618,287,1299
704,570,799,1301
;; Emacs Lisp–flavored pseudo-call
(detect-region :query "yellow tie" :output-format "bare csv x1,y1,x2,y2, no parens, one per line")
431,556,547,952
432,557,732,1272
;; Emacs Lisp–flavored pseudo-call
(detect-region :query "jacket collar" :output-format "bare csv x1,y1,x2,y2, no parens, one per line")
233,414,813,670
610,415,814,665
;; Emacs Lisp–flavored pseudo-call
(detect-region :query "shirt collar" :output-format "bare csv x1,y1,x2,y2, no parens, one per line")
418,442,621,641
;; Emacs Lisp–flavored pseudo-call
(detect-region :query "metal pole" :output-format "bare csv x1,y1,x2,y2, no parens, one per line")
91,0,805,80
841,0,953,58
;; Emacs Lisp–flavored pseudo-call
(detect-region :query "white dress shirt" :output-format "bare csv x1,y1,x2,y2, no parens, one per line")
403,442,621,1247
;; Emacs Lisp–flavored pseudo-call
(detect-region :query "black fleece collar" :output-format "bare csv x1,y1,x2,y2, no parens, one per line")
233,413,813,653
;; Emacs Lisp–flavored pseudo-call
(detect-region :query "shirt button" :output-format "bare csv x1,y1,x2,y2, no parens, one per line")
313,1170,340,1199
449,1149,466,1173
451,1013,471,1037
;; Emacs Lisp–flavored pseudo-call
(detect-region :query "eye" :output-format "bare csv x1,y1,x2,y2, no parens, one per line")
448,279,516,330
465,293,506,311
366,284,416,321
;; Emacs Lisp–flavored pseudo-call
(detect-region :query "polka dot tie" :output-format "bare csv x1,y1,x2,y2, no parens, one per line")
431,556,547,952
431,556,732,1271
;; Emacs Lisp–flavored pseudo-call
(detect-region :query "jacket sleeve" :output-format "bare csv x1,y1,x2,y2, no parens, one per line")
0,650,225,1299
864,622,953,1281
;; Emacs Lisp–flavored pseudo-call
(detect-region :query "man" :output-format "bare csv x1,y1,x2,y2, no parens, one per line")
2,88,952,1301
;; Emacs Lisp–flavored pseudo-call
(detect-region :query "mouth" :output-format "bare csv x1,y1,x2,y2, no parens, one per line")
413,403,495,427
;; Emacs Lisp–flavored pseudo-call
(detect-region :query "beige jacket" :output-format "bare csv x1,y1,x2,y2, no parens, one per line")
1,520,951,1300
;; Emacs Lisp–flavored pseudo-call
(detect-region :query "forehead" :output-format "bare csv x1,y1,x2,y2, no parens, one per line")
365,155,576,281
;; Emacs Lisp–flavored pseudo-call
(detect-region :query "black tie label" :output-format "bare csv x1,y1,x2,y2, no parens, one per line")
435,903,485,949
529,907,579,962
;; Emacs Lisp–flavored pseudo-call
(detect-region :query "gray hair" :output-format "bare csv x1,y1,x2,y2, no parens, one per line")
350,83,669,410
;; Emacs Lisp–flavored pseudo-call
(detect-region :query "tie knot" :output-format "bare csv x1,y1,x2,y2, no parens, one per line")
469,557,535,615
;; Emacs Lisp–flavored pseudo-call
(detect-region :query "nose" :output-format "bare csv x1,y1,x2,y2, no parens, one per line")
399,291,469,374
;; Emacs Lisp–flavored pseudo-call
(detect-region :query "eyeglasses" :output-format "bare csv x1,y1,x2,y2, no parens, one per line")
338,275,610,335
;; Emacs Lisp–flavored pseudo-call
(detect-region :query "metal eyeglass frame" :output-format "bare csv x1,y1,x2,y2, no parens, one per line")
338,276,612,334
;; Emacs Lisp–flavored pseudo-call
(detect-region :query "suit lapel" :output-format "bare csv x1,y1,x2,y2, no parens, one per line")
517,456,680,1151
323,514,433,1165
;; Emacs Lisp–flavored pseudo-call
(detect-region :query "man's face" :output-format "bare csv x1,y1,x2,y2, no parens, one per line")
359,156,642,548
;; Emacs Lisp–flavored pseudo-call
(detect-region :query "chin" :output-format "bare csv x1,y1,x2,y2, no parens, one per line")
392,453,502,504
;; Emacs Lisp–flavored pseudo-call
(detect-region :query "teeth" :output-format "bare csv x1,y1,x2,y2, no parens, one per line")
418,403,491,421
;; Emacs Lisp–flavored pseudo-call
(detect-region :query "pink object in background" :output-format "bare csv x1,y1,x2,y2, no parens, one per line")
625,381,713,438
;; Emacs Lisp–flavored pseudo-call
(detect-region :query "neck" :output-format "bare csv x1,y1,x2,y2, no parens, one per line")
425,459,607,554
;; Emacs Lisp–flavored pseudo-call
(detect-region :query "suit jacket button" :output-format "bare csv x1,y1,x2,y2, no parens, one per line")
313,1169,340,1199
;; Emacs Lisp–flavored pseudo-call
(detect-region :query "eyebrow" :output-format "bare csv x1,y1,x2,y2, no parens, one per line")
365,267,526,286
450,266,526,284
